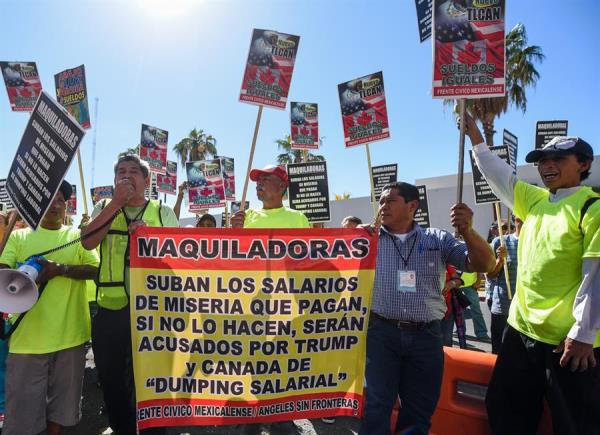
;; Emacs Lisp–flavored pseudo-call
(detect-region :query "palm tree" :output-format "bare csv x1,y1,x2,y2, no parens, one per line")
118,145,140,158
446,24,545,146
172,128,218,165
276,135,325,165
335,193,351,201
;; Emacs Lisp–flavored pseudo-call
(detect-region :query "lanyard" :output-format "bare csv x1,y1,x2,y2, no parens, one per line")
122,201,149,225
388,231,418,269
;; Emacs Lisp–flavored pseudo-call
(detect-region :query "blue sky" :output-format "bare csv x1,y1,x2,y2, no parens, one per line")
0,0,598,221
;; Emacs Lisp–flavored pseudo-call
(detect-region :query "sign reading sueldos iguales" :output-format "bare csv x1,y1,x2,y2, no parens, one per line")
338,71,390,148
290,102,319,149
239,29,300,109
130,227,377,429
6,91,85,229
287,161,331,223
0,61,42,111
432,0,506,99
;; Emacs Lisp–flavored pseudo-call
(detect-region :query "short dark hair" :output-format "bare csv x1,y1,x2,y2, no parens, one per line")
197,213,217,227
342,216,362,226
576,154,592,181
114,154,150,178
381,182,420,205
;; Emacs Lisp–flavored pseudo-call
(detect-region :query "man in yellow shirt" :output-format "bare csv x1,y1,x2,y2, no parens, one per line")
231,165,309,229
82,155,178,435
0,181,99,435
231,164,308,434
467,117,600,434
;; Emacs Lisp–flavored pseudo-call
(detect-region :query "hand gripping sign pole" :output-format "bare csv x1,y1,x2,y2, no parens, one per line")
494,202,513,300
239,106,263,212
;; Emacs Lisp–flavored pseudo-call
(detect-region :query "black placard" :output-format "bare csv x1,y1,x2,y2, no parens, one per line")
535,120,568,150
0,179,15,210
287,161,330,223
414,185,430,228
503,129,518,173
372,164,398,202
415,0,433,42
6,91,85,229
469,145,510,204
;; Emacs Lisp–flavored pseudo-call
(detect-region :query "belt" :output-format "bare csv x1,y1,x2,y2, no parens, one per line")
370,312,437,331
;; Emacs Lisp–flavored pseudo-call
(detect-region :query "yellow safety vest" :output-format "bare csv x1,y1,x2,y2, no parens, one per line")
97,199,163,309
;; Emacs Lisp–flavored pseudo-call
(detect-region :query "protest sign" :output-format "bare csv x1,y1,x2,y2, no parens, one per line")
90,185,114,205
0,61,42,111
140,124,168,174
290,102,319,149
6,91,84,229
503,129,518,172
239,29,300,109
338,72,390,148
219,157,235,200
415,0,433,42
130,227,377,429
157,161,177,195
145,173,159,200
535,120,568,150
66,184,77,216
287,162,331,223
54,64,91,129
371,164,397,202
186,159,226,211
0,179,15,210
469,145,510,204
222,201,250,227
432,0,506,98
414,185,430,228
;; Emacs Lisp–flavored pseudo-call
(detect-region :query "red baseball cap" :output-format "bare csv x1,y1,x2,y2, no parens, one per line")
249,165,288,186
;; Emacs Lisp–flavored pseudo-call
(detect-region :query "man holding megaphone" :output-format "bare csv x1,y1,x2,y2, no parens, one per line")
0,180,99,435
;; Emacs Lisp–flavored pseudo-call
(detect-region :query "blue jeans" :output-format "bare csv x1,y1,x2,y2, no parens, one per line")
360,317,444,435
461,286,489,338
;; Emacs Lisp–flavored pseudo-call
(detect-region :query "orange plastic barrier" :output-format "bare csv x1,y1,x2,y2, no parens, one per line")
390,347,553,434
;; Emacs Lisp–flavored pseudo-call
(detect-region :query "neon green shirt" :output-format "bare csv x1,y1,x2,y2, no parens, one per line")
244,207,310,229
0,226,100,353
510,181,600,347
460,271,478,288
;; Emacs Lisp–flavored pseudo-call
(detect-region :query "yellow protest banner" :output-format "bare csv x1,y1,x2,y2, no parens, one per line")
130,227,377,430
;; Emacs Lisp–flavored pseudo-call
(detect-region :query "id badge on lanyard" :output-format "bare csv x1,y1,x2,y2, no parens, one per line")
397,269,417,293
393,233,418,293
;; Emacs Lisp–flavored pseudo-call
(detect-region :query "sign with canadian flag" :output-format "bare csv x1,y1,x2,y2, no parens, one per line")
290,102,319,149
239,29,300,110
338,71,390,147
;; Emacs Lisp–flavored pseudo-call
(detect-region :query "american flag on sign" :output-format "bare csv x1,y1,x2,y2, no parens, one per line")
239,29,300,109
338,71,390,147
432,0,505,98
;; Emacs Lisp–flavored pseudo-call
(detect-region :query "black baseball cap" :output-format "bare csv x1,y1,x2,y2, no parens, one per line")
526,136,594,163
58,180,73,201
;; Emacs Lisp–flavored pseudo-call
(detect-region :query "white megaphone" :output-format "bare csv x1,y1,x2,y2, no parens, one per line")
0,256,43,313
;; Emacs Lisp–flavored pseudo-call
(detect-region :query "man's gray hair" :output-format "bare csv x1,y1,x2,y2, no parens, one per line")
114,154,150,178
